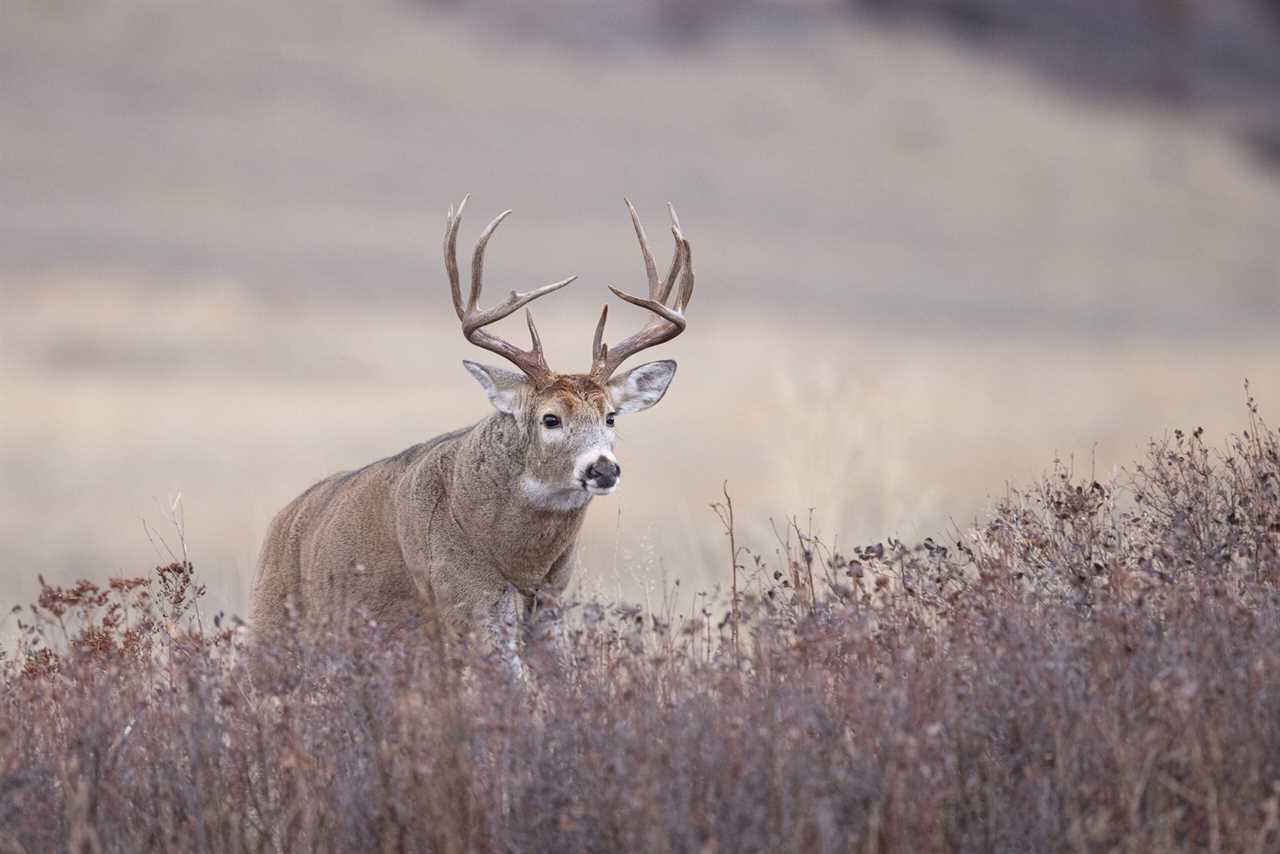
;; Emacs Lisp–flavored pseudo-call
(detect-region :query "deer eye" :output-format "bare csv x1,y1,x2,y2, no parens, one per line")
542,414,561,429
606,412,616,428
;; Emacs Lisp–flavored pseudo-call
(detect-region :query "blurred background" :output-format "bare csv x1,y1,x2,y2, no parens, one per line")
3,0,1279,628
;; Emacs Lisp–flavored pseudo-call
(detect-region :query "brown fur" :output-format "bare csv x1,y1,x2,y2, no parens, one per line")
250,361,675,654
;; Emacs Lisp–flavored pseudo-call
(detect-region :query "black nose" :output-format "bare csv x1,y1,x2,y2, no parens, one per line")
586,458,620,481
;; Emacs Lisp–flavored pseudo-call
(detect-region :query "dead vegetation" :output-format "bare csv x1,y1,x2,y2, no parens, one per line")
2,394,1279,852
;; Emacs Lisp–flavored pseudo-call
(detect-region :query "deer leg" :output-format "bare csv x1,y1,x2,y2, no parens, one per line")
525,543,578,646
482,583,524,676
426,565,525,675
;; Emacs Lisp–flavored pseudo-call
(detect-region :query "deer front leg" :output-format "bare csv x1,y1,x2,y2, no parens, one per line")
523,542,579,646
426,564,525,676
543,541,579,599
479,583,524,674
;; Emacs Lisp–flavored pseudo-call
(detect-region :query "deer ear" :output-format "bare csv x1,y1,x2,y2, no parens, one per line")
607,360,677,414
463,361,528,414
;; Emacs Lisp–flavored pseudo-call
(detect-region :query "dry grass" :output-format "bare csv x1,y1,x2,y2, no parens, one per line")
2,397,1279,852
3,281,1279,641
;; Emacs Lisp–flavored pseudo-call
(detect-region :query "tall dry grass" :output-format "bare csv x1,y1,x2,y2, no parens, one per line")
2,395,1278,852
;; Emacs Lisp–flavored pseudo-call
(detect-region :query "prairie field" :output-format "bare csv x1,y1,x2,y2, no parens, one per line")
3,281,1280,634
3,0,1280,850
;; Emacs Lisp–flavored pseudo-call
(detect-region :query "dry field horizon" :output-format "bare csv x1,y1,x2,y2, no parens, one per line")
4,280,1278,636
3,0,1280,637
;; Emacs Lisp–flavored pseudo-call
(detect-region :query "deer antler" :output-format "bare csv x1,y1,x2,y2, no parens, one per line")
444,195,576,384
589,199,695,382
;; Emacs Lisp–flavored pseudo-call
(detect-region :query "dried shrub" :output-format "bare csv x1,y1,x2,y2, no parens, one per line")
2,398,1279,852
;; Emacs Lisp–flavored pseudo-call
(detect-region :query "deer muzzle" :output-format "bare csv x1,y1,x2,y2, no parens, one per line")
582,456,621,494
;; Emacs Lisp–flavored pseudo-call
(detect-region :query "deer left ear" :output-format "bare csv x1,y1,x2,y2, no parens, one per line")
607,360,677,414
463,360,528,415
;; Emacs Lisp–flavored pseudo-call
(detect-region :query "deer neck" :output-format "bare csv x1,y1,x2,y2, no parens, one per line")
448,413,589,577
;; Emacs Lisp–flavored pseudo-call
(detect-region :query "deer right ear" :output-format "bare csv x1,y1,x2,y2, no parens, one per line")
463,361,527,415
607,359,678,414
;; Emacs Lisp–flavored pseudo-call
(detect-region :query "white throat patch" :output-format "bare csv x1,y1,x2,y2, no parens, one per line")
521,476,592,512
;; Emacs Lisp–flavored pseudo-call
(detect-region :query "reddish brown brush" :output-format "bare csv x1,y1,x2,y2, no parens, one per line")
2,398,1279,853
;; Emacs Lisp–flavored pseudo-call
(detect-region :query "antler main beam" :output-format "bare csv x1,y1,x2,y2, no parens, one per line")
444,195,576,384
589,199,695,382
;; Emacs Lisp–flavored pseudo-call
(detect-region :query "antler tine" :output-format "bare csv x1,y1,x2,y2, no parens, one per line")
525,308,544,354
675,230,694,312
444,194,470,319
470,208,512,313
624,197,660,298
657,203,684,304
592,304,609,367
441,197,576,383
461,274,578,335
590,200,695,381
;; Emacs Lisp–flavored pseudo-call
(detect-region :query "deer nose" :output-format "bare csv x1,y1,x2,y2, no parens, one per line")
586,458,620,483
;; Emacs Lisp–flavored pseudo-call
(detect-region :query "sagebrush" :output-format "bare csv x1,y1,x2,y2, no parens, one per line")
2,396,1279,853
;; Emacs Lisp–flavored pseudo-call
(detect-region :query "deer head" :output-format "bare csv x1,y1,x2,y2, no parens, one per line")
443,196,695,511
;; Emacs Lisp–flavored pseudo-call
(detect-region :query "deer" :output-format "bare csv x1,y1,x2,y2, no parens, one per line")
250,196,696,664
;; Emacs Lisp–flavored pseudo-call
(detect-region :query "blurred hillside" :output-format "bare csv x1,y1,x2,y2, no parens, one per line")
3,0,1279,335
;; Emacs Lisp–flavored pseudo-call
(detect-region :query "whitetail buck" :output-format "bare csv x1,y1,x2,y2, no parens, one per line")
251,197,695,659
